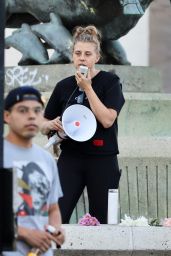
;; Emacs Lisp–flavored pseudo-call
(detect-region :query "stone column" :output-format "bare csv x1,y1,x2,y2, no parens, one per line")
149,0,171,93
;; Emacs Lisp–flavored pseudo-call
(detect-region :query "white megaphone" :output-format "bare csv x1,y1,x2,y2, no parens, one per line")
44,104,97,149
62,104,97,142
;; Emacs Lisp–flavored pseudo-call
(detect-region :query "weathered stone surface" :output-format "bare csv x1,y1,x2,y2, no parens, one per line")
118,137,171,158
5,64,162,93
53,225,171,256
119,92,171,137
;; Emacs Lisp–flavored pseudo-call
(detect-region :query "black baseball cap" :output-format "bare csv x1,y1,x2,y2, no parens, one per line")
4,86,45,110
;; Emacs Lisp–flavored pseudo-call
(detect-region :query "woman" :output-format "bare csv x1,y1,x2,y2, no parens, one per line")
41,25,125,224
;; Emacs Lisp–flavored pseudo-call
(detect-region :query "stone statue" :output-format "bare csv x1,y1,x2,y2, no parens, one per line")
5,0,155,65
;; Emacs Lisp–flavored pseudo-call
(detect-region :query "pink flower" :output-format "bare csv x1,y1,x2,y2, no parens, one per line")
162,218,171,227
78,213,100,226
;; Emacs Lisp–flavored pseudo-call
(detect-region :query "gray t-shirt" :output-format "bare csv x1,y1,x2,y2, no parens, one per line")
4,139,63,256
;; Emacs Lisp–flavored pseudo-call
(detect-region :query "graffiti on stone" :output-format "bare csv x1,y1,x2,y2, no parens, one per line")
5,66,49,88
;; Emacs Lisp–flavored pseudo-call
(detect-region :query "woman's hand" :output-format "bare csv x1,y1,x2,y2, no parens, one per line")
75,69,92,91
47,117,63,132
41,116,64,135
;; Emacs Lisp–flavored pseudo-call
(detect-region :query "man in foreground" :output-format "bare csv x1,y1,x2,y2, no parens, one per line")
3,86,65,256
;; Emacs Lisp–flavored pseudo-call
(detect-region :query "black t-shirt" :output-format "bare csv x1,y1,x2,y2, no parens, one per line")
44,71,125,156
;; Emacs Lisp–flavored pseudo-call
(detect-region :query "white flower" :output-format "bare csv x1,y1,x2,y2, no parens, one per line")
119,215,149,226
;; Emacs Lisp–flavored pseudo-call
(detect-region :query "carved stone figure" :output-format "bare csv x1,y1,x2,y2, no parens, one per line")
5,0,155,65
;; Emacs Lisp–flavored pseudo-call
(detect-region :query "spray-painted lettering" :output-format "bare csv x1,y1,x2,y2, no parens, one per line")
5,66,49,87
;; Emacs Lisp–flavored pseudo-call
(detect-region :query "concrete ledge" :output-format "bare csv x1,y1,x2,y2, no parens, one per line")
5,64,161,93
119,92,171,136
54,225,171,256
118,136,171,158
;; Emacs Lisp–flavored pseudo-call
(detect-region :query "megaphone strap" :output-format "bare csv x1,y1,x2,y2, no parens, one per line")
62,86,78,114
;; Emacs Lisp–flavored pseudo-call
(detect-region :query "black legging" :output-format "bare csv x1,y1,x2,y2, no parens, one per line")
57,151,121,224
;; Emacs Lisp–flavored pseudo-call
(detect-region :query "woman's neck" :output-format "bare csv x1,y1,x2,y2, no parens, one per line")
90,68,100,78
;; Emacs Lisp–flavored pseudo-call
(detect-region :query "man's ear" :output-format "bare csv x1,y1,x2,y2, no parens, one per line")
4,111,10,124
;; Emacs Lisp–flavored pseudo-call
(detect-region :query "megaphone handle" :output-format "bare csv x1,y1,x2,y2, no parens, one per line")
57,131,67,139
44,134,62,149
47,130,56,139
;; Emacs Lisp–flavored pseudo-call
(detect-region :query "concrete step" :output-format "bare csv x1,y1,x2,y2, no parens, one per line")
54,224,171,256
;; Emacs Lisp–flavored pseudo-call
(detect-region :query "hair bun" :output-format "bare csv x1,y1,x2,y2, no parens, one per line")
73,25,101,41
72,25,101,55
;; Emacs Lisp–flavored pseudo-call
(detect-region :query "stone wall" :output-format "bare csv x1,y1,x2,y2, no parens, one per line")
4,64,171,220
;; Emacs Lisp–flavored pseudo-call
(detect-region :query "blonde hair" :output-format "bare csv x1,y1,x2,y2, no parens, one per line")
72,25,101,54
